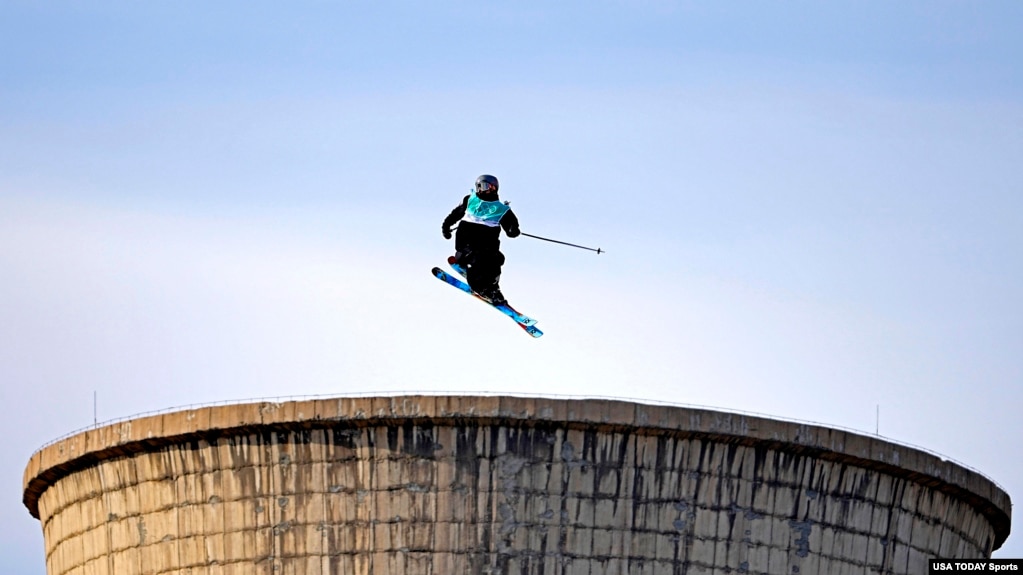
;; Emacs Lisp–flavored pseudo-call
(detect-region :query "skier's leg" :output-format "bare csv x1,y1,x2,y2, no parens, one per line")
453,247,473,268
468,250,507,305
453,228,470,264
489,249,506,290
454,225,485,270
465,252,488,293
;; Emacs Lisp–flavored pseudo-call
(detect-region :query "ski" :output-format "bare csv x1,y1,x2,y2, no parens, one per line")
445,257,538,326
432,267,543,338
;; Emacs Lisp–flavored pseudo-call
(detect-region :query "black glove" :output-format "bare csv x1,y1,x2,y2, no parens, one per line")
506,227,520,238
442,228,452,240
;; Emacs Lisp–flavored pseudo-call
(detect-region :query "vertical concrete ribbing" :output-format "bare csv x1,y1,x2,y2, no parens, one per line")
24,397,1010,575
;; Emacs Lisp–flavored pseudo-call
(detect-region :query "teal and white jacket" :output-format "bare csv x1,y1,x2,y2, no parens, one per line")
463,192,511,227
442,192,521,248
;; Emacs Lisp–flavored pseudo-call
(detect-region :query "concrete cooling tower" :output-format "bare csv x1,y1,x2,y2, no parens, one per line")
23,396,1011,575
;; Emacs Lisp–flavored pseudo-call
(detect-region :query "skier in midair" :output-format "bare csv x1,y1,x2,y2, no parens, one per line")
442,174,520,306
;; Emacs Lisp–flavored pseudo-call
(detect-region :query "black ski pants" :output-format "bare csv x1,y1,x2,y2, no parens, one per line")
454,225,505,293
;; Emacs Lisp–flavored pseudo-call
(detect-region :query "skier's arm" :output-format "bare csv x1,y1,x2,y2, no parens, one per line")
442,196,469,239
501,209,521,238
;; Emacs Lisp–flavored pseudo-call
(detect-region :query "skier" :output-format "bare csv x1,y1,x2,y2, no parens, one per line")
441,174,520,306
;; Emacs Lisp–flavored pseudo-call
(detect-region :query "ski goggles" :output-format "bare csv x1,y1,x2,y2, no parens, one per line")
477,181,497,193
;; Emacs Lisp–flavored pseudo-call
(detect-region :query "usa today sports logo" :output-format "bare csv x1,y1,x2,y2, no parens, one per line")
930,559,1022,572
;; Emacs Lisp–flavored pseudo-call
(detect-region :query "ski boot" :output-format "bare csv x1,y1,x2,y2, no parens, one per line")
475,286,508,307
447,255,468,277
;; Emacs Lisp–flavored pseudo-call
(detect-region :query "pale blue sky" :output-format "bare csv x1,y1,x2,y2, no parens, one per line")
2,2,1022,571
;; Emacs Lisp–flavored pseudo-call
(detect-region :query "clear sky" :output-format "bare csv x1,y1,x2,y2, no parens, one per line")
2,1,1021,570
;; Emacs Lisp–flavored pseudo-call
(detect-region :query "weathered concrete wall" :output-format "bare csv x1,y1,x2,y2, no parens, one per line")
24,396,1011,575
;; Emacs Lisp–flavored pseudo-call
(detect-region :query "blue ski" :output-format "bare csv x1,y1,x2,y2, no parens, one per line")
443,257,538,326
432,267,543,337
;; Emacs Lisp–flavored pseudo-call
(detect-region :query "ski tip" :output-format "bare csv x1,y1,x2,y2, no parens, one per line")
521,324,544,337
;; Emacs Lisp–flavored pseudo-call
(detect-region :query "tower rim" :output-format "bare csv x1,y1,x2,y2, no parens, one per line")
22,393,1013,549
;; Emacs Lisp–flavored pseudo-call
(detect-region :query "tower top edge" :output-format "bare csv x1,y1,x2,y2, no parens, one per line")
21,394,1012,547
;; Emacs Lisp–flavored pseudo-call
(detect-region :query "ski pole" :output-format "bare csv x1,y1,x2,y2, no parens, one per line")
448,225,603,254
520,232,603,254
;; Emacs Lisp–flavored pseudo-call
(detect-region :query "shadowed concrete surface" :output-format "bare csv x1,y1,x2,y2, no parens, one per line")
23,396,1011,574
